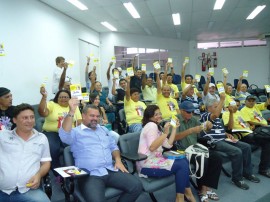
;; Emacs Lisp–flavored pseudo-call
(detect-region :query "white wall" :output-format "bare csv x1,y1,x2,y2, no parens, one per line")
0,0,99,105
189,41,270,88
100,32,190,84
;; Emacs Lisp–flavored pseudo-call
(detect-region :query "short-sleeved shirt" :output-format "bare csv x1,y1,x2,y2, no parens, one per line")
137,122,174,172
42,101,82,132
224,94,235,107
175,114,201,149
200,112,226,141
157,93,179,120
240,103,267,126
202,92,220,105
59,124,119,176
142,85,157,103
222,110,251,138
124,97,146,126
235,91,250,105
167,83,179,98
0,129,51,194
181,81,199,94
0,106,16,130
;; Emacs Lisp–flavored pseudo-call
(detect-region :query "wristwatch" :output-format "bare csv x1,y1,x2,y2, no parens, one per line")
67,113,74,118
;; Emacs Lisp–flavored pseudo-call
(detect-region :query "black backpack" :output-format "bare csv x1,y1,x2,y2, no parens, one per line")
253,126,270,140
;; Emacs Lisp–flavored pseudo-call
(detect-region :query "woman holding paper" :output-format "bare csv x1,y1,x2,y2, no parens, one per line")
137,105,195,202
38,87,82,175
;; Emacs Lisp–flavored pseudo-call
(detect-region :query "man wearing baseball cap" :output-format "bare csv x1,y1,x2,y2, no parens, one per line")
0,87,15,130
174,101,222,201
241,95,270,127
203,73,220,105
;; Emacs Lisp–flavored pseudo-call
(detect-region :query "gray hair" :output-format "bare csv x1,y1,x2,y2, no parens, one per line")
205,98,218,109
82,104,99,114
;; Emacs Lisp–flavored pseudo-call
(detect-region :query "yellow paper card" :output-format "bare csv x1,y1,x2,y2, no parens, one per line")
41,77,48,87
265,85,270,93
195,74,201,82
222,68,229,75
184,57,189,64
168,58,172,63
113,70,119,79
70,84,82,98
126,67,134,76
209,67,214,76
93,58,99,67
89,53,94,58
170,115,178,128
0,43,5,56
68,60,75,67
243,70,248,78
82,93,89,102
111,56,116,63
153,61,160,69
216,83,225,94
141,64,146,72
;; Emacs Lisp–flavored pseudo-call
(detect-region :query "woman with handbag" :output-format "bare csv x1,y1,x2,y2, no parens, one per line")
137,105,195,202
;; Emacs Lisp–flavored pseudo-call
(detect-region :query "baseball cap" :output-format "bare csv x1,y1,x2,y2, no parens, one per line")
229,100,237,106
246,95,256,100
0,87,10,97
180,101,195,112
209,83,215,88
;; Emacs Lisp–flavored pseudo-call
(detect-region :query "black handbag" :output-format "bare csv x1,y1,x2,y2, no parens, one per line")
197,136,216,149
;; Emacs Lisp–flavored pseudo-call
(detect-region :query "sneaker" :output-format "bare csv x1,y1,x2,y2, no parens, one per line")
244,174,260,183
232,180,249,190
259,170,270,178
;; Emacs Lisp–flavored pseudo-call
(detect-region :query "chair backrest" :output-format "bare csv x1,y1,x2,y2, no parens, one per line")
149,72,156,81
259,95,267,102
210,76,215,84
234,79,239,89
198,75,206,90
119,132,141,173
119,109,126,122
262,110,270,122
242,79,249,88
102,86,109,96
63,146,75,166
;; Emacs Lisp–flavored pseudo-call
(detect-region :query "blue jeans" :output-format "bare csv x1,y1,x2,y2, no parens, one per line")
141,158,190,194
214,140,252,181
128,123,142,133
0,189,50,202
78,170,143,202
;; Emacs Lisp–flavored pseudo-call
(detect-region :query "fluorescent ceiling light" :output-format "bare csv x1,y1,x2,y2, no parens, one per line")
67,0,88,10
246,5,266,20
123,2,140,18
101,22,117,31
172,13,181,25
213,0,225,10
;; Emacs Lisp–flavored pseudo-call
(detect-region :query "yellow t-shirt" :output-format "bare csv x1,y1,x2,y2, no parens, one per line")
124,97,146,126
42,101,82,132
181,81,199,94
240,103,267,126
222,110,251,138
167,83,179,98
224,94,235,107
157,93,179,120
142,85,157,103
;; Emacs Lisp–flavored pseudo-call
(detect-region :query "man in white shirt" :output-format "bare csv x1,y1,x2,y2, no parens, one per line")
52,56,69,94
0,103,51,202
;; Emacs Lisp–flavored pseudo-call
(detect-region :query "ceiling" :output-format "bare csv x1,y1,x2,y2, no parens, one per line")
39,0,270,41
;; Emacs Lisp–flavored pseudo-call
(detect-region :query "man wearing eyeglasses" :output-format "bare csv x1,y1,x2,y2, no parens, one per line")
174,101,222,201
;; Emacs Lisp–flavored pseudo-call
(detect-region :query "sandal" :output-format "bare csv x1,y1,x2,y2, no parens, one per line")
207,190,219,201
198,193,209,202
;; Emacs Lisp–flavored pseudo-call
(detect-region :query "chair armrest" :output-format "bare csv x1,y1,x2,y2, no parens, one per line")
121,153,147,162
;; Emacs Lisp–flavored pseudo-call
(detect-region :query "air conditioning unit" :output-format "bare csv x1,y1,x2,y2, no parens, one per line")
258,33,270,40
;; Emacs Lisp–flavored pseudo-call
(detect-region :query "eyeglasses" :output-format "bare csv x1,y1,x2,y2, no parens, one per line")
58,96,70,99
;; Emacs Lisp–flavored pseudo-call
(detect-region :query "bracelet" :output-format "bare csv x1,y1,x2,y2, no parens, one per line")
67,113,74,118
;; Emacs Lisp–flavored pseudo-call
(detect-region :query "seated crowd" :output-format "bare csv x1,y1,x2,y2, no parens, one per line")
1,55,270,202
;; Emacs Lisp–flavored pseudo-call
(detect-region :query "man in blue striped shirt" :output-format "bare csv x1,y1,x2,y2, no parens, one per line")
59,99,142,202
200,93,260,190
